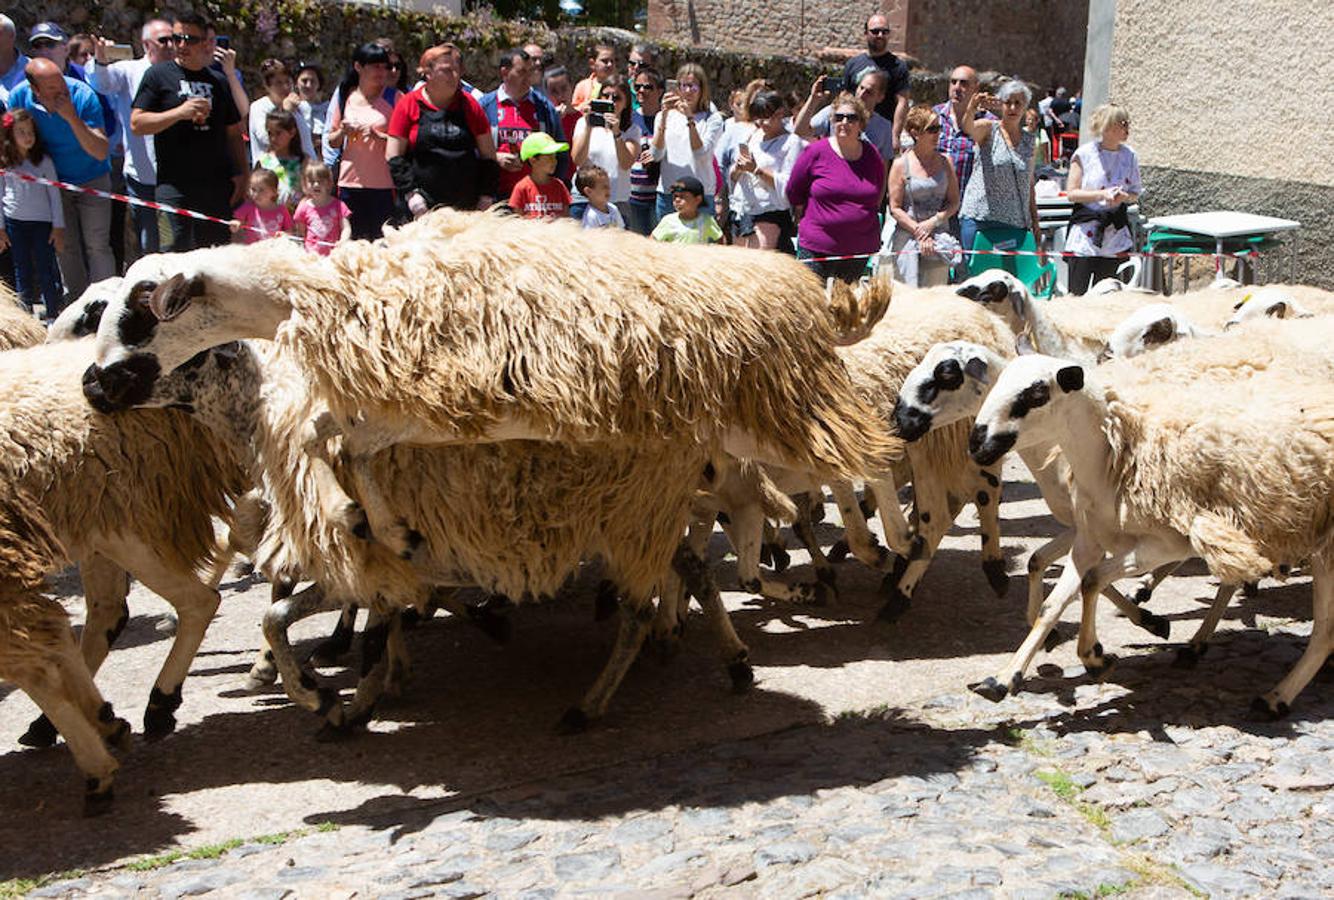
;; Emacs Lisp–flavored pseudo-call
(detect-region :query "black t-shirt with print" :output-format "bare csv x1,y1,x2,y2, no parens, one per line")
843,51,912,121
133,61,240,185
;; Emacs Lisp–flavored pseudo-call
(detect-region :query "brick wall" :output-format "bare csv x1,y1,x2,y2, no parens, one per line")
647,0,908,59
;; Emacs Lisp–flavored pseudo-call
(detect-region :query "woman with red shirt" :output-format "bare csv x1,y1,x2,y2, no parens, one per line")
386,45,499,220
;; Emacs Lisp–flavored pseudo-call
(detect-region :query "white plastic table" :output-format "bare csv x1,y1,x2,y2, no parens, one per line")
1146,211,1301,281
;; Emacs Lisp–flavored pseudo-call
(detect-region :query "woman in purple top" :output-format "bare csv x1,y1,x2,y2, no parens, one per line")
785,93,885,282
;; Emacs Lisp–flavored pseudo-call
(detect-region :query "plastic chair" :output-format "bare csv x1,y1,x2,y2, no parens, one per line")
967,228,1059,299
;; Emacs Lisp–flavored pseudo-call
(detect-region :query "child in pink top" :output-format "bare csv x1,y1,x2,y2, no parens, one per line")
293,160,352,255
230,168,294,244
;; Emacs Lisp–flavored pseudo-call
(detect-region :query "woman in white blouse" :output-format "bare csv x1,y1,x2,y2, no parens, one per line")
248,59,316,164
569,75,641,223
650,63,724,220
1064,103,1141,294
727,90,804,251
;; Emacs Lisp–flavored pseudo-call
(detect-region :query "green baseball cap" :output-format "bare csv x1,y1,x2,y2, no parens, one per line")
519,132,570,161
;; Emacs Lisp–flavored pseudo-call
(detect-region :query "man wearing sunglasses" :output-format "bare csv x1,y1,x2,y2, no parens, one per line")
932,65,994,219
88,19,174,260
131,11,244,251
842,13,910,154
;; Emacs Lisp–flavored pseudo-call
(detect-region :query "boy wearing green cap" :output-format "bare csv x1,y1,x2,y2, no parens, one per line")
508,132,572,219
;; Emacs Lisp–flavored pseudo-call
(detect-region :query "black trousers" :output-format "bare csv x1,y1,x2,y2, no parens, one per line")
1067,255,1121,296
155,180,233,252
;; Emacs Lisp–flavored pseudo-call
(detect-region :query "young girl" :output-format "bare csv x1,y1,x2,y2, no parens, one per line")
231,167,294,244
293,160,352,255
255,109,306,209
0,109,64,318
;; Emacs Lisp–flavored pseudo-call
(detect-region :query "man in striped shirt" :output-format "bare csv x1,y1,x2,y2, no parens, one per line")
932,65,994,238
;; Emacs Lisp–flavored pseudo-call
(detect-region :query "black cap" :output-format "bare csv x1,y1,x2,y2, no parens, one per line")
669,175,705,197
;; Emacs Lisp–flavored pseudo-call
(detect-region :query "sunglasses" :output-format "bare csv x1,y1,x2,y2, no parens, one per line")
634,82,658,91
154,35,176,47
867,28,891,35
628,59,647,68
170,33,205,45
831,112,860,123
923,124,941,133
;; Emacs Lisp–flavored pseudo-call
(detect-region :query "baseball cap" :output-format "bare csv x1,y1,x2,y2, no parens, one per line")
28,22,68,46
669,175,705,197
519,132,569,162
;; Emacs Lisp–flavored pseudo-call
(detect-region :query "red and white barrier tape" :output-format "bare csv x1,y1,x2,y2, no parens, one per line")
0,166,332,247
798,245,1273,265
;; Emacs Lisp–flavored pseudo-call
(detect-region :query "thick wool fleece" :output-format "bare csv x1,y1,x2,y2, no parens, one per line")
249,210,901,480
0,493,71,679
0,342,246,577
0,291,46,351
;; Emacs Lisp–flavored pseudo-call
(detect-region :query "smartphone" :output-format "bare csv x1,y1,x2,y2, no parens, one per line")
665,78,679,93
215,34,231,50
104,43,134,62
821,75,842,94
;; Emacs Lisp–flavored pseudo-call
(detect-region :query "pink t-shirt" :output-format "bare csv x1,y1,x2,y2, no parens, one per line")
294,197,351,255
233,201,293,243
330,93,395,189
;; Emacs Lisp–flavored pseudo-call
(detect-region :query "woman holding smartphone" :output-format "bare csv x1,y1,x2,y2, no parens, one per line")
650,63,724,220
569,75,641,222
1063,103,1141,294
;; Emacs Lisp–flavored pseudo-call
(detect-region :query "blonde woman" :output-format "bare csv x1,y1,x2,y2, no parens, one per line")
888,105,960,286
651,62,724,220
1064,103,1141,294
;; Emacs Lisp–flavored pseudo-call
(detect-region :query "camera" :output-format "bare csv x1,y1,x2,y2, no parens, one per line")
589,97,614,128
821,75,842,94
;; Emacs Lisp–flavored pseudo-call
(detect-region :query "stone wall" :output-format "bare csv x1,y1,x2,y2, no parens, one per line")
648,0,1087,88
1103,0,1334,287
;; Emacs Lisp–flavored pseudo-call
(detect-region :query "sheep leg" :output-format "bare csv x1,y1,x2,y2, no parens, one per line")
347,457,424,561
22,555,132,749
559,594,655,733
310,603,358,667
760,520,790,574
1076,541,1182,675
15,671,121,817
974,466,1009,597
671,539,752,692
330,608,395,737
262,583,349,731
245,575,295,690
1129,561,1184,606
727,496,829,605
1253,552,1333,719
1175,583,1239,668
790,492,837,598
382,611,410,698
867,475,915,557
113,545,222,740
1027,530,1075,626
876,471,952,623
830,481,889,568
649,519,709,659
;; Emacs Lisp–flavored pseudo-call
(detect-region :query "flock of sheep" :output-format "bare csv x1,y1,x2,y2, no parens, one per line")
2,207,1332,817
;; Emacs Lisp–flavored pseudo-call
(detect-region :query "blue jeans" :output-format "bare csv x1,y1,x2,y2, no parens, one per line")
655,191,714,222
127,175,160,258
6,219,63,316
625,200,659,236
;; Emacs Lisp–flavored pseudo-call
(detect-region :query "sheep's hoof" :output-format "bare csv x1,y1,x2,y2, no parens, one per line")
876,576,911,623
1083,653,1117,680
400,607,422,629
469,605,513,645
809,502,826,524
982,559,1011,598
759,543,773,568
245,661,278,691
766,543,790,574
1248,696,1289,721
1043,626,1073,654
1241,581,1260,599
728,659,755,693
593,580,619,622
858,496,876,520
18,713,58,748
556,707,590,735
811,580,835,607
310,633,354,668
1138,610,1171,640
827,539,850,564
83,781,114,818
106,718,133,754
969,676,1010,703
143,687,182,740
1173,644,1204,669
155,613,179,635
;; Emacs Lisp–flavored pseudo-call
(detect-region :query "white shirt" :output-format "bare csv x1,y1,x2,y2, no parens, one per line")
571,116,642,205
655,108,724,195
731,130,805,216
582,204,625,229
249,95,317,164
88,56,156,184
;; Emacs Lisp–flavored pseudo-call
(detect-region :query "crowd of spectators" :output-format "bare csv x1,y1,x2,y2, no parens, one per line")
0,8,1131,317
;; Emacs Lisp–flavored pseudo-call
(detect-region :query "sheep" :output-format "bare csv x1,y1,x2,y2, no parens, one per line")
46,276,124,343
0,491,132,816
968,331,1334,717
0,287,46,350
114,339,756,736
1,341,246,748
892,340,1174,698
1097,303,1202,362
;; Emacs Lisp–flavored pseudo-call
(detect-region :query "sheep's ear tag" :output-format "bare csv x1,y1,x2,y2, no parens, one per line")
1233,293,1253,311
964,356,990,384
149,273,204,322
1056,365,1084,393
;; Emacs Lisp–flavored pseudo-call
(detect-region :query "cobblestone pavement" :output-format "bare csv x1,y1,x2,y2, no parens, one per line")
3,461,1331,898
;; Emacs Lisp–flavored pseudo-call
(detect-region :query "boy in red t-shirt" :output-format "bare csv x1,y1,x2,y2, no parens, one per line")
508,133,571,220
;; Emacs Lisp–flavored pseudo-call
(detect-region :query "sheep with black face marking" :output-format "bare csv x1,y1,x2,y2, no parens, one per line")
968,325,1334,717
1,341,246,751
0,492,134,816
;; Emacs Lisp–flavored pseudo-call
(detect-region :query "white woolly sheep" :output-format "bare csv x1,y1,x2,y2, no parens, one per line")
0,492,132,816
2,341,246,749
0,290,46,350
969,332,1334,717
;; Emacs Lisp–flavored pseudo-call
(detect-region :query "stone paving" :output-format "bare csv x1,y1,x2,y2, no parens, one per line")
3,462,1331,899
